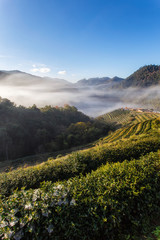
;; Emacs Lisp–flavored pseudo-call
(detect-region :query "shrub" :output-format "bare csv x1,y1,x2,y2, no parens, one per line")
0,152,160,239
0,134,160,196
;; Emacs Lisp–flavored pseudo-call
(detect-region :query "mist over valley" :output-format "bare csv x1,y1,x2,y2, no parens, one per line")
0,65,160,116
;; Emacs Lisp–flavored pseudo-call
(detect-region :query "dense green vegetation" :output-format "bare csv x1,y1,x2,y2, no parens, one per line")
98,118,160,144
1,108,159,172
0,152,160,239
0,97,110,162
1,124,160,196
56,120,110,150
1,102,160,239
97,108,132,127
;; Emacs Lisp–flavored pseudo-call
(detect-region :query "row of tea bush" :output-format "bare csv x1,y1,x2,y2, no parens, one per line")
0,151,160,239
1,132,160,196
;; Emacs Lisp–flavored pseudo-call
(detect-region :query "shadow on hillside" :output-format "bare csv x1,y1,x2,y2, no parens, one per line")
0,143,93,173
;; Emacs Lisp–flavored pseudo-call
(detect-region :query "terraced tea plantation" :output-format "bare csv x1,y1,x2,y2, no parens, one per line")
99,119,159,144
97,108,160,127
1,109,160,240
96,109,160,144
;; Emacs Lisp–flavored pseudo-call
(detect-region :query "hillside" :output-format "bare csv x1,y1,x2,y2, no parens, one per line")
97,118,160,144
116,65,160,88
1,107,160,171
0,98,88,161
1,66,160,116
97,108,132,127
1,107,160,239
1,70,160,239
0,97,113,163
76,64,160,89
97,108,160,127
76,76,124,87
0,70,70,86
1,111,160,196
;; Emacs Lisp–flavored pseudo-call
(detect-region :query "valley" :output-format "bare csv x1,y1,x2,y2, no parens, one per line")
0,65,160,116
1,65,160,239
1,0,160,238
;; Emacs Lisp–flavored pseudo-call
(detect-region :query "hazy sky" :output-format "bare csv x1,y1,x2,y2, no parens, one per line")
0,0,160,82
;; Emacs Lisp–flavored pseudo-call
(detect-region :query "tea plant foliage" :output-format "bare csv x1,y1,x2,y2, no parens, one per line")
0,152,160,239
0,132,160,196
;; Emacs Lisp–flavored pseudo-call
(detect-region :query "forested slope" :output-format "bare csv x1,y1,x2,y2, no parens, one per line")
115,65,160,88
0,97,109,161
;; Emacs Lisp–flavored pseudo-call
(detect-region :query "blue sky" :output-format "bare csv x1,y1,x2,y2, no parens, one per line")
0,0,160,82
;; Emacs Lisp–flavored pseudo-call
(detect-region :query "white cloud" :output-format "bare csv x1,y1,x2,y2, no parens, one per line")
31,67,51,73
57,70,66,75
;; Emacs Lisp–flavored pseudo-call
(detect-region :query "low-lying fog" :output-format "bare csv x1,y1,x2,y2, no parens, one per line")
0,72,159,116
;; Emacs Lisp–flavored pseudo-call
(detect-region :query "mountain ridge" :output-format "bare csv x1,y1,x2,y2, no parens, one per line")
0,65,160,116
114,64,160,88
1,64,160,88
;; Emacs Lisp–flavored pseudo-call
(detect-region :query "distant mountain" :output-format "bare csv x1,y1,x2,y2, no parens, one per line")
111,76,124,83
115,65,160,88
0,70,125,90
2,65,160,89
76,77,110,86
1,66,160,116
0,70,71,87
76,76,124,87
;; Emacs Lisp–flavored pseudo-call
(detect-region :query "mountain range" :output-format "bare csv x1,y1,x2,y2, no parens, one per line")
0,65,160,116
77,65,160,88
1,64,160,88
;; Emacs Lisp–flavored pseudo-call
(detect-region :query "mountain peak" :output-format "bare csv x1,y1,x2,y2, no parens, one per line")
76,77,111,86
115,64,160,88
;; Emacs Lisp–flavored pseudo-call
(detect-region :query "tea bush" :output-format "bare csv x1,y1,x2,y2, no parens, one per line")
98,118,160,144
0,133,160,196
0,152,160,239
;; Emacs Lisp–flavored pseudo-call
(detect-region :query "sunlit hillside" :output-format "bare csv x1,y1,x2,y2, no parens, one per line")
0,105,160,239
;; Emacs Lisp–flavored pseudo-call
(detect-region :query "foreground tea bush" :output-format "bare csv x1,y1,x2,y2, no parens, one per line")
0,152,160,239
0,133,160,196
